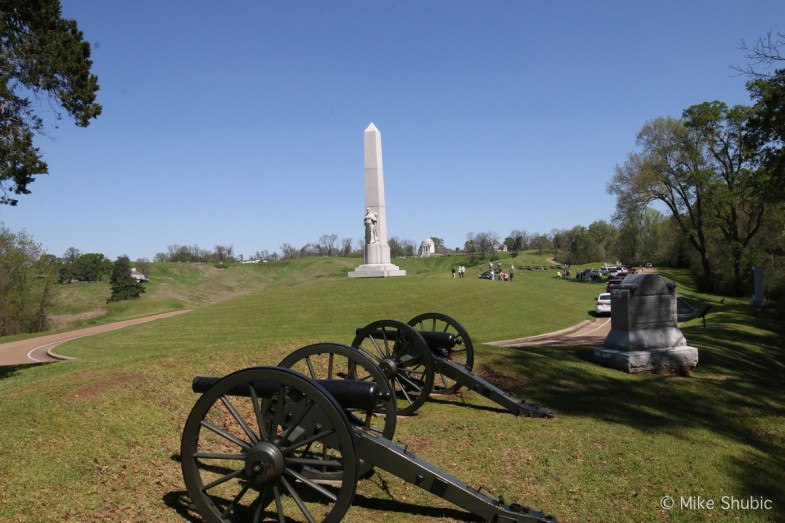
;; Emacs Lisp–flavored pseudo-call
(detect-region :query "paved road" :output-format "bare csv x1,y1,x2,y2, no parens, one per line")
487,317,611,348
0,310,192,366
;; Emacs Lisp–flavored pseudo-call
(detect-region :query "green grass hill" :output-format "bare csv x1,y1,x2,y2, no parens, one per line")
0,251,782,522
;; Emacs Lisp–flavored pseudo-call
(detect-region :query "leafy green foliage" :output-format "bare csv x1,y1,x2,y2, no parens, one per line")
107,255,144,302
747,69,785,200
0,224,56,335
0,0,101,205
610,102,773,294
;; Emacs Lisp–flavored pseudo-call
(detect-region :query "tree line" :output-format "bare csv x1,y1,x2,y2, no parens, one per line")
0,228,146,336
608,32,785,297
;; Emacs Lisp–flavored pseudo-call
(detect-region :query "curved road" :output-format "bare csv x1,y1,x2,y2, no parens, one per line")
2,310,606,365
0,310,191,366
487,317,611,347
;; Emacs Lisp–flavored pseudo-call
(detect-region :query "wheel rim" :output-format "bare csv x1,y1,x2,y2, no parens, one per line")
351,320,434,416
408,312,474,395
181,366,357,523
279,343,396,478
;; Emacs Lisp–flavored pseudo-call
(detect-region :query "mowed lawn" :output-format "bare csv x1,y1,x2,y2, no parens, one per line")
0,256,783,522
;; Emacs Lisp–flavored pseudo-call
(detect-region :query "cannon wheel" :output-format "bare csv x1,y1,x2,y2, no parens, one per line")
408,312,474,395
279,343,396,478
352,320,434,416
181,366,358,523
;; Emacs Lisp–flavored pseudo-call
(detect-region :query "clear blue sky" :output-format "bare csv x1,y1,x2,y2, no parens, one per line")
1,1,782,260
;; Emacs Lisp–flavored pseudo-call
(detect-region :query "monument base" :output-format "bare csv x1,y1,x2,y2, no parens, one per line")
749,297,768,307
348,264,406,278
593,345,699,374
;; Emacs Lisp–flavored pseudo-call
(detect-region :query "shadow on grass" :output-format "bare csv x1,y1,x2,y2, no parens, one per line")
491,304,785,515
163,491,203,523
0,362,49,380
351,493,477,521
426,395,510,414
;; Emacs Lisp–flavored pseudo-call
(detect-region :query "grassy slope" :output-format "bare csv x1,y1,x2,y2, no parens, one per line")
0,253,782,522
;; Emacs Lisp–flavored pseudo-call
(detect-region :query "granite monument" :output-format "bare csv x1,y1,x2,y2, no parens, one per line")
594,273,698,373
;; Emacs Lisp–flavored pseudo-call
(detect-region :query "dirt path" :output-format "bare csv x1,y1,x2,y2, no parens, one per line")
0,310,192,366
487,317,611,347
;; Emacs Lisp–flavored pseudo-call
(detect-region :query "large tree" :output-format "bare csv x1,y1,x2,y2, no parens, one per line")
610,102,767,293
747,69,785,200
1,0,101,205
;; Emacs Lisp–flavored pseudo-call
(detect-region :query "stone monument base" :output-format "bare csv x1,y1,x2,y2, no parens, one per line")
593,345,699,374
348,263,406,278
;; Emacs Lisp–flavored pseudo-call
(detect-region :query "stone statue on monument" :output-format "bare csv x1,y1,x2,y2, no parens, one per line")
364,207,379,244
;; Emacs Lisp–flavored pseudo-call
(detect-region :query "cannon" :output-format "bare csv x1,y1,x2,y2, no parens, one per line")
352,312,555,418
181,353,557,522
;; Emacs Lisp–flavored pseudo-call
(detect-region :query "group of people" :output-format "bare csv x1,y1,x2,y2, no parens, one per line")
451,266,467,278
488,261,515,282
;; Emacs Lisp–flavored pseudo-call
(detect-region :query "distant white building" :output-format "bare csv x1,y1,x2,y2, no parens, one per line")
420,238,435,257
498,243,508,252
130,268,148,282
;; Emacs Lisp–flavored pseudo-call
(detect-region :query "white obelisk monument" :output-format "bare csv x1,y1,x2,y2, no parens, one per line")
348,123,406,278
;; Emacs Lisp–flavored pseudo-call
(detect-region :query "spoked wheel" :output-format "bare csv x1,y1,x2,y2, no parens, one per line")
279,343,396,478
408,312,474,395
181,366,357,523
352,320,434,416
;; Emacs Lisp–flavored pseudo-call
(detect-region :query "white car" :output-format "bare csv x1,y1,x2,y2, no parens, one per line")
596,293,611,315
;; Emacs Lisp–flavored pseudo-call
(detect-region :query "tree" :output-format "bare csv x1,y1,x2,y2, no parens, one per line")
0,224,56,334
107,255,144,302
531,233,551,256
279,243,296,259
464,232,477,254
747,69,785,201
735,30,785,79
318,234,338,256
75,252,111,282
587,220,616,261
134,258,152,278
340,237,353,256
1,0,102,205
505,229,527,255
686,102,769,292
610,102,768,293
57,246,80,282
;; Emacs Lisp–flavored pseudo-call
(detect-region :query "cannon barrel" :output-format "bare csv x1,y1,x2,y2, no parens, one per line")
356,328,459,350
417,330,459,350
192,376,386,412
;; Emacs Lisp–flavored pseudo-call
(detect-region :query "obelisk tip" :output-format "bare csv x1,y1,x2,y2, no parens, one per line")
365,122,378,133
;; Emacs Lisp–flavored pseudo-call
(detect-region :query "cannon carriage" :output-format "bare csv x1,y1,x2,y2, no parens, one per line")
181,342,557,522
351,312,555,418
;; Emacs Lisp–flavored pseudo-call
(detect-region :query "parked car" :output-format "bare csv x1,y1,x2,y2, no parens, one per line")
606,278,623,292
596,293,612,315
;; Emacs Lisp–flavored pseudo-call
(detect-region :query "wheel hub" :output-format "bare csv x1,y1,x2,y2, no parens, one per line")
245,441,285,481
379,358,398,379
